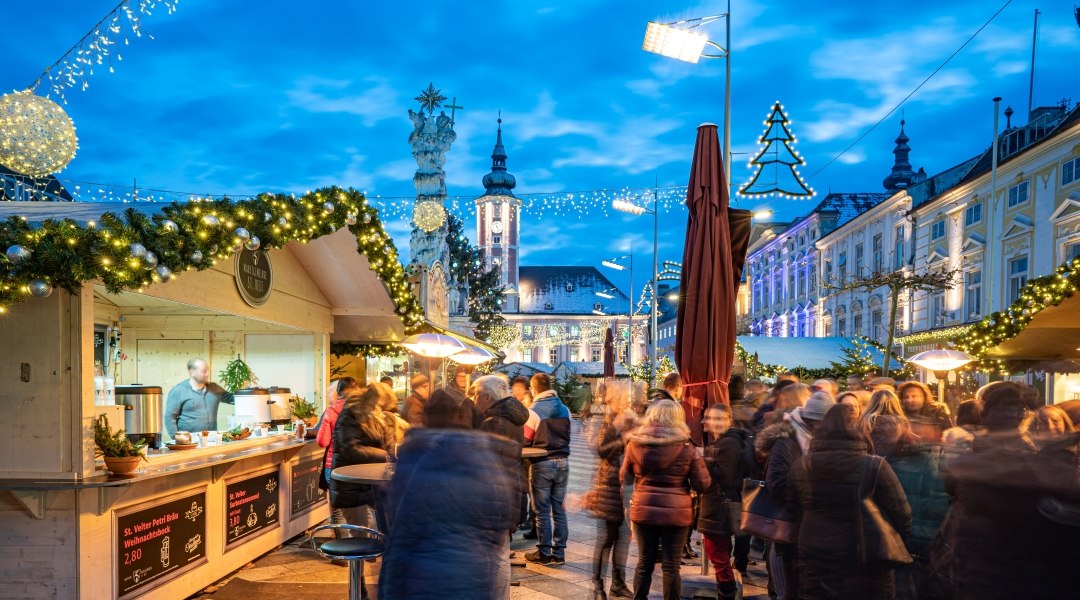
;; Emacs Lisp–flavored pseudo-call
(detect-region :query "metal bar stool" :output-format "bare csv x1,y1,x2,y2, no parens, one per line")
310,524,386,600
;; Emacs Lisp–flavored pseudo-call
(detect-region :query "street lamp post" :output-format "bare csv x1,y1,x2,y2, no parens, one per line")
642,2,732,185
613,189,660,388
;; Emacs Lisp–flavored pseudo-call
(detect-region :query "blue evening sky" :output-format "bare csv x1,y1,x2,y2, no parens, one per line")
2,1,1076,296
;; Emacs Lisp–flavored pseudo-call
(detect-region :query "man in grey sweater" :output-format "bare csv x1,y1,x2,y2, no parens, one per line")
165,358,234,436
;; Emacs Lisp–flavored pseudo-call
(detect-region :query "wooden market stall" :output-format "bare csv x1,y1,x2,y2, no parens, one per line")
0,196,415,599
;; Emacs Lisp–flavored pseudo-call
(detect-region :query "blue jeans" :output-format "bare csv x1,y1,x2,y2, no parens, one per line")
530,457,569,559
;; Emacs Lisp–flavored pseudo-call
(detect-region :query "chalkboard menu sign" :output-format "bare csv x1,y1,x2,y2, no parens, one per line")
116,489,207,599
225,469,280,548
290,458,327,518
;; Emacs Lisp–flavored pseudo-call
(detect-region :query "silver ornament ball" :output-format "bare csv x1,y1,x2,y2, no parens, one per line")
129,243,147,260
233,227,251,243
263,212,272,222
5,244,31,265
201,214,220,227
362,213,372,224
152,264,172,283
345,213,357,226
189,250,204,263
278,217,288,227
322,202,335,214
28,279,52,298
245,236,261,251
161,220,179,233
142,251,158,270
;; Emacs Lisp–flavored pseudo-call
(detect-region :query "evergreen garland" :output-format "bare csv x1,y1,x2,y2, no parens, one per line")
0,187,425,334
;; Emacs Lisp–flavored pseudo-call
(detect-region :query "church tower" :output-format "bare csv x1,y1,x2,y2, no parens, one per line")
475,116,521,312
882,119,916,193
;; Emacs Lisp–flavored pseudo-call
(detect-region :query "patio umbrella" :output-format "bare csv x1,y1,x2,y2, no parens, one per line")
675,123,752,445
603,327,615,379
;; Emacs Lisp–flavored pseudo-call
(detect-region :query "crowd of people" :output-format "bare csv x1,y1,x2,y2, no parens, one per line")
311,367,1080,600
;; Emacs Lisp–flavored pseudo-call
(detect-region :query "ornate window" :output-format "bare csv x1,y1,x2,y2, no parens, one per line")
1007,180,1030,208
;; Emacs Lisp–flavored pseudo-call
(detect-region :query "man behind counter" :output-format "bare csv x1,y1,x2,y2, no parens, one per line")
165,358,235,436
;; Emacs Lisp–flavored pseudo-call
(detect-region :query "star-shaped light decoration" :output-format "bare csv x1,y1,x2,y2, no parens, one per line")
414,83,447,115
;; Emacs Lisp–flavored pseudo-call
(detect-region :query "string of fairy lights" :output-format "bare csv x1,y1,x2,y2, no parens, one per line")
29,0,181,104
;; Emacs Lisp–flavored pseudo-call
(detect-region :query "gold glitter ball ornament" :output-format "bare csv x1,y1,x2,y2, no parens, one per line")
0,90,78,177
413,200,446,233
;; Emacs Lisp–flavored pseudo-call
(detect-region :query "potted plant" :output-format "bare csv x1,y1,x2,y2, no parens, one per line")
290,396,319,429
94,415,147,475
218,355,258,393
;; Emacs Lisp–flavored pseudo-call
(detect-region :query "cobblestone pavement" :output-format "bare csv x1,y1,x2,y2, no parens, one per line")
197,419,772,599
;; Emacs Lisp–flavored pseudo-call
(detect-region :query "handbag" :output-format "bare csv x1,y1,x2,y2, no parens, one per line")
740,478,796,543
717,497,743,537
855,456,913,567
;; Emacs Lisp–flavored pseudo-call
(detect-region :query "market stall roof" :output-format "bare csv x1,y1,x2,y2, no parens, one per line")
736,336,889,370
0,202,404,343
986,293,1080,360
553,361,630,378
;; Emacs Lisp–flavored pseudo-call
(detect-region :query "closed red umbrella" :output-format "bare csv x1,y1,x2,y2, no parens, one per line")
675,124,752,445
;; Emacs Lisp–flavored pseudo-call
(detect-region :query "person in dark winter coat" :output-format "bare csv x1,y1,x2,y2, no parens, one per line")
474,375,529,445
331,384,394,512
588,383,637,600
444,366,483,428
621,399,711,600
869,415,948,600
331,384,394,600
940,381,1080,600
403,374,429,427
756,390,832,600
898,381,952,443
377,427,522,599
698,404,748,600
789,404,912,600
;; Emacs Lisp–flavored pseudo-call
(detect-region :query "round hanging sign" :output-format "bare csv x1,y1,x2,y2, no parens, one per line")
234,248,273,307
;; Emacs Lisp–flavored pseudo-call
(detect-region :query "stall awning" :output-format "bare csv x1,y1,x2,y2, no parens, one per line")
987,293,1080,360
289,228,403,344
736,336,891,370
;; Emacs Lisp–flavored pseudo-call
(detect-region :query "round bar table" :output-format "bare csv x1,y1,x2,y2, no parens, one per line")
331,463,394,533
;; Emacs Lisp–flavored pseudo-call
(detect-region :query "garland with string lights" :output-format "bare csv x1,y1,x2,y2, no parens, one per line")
330,342,407,359
738,101,814,199
953,256,1080,373
0,187,425,336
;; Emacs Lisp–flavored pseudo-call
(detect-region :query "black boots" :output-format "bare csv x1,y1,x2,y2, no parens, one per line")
718,580,739,600
609,580,633,598
591,580,608,600
682,541,699,560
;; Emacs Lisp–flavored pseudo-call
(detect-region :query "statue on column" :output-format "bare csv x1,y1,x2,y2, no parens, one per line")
407,83,460,328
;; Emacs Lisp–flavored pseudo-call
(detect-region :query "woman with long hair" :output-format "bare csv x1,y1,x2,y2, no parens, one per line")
763,383,812,427
588,382,637,599
316,377,360,530
621,399,710,600
698,404,749,600
862,388,907,427
898,381,953,443
790,404,912,599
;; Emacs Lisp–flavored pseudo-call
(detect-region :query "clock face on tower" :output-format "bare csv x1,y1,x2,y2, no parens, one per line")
491,220,503,235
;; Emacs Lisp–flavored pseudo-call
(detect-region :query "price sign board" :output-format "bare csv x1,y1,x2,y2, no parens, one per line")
290,458,327,519
225,469,280,549
116,489,207,599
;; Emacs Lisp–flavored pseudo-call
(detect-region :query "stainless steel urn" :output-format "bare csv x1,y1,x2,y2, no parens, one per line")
116,384,163,449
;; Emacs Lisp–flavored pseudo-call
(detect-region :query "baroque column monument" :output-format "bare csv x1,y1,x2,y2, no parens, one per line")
407,83,458,327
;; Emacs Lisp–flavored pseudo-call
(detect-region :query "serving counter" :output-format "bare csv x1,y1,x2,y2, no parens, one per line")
0,435,329,599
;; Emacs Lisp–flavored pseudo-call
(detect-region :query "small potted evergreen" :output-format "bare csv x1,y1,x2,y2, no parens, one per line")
94,415,147,475
290,396,319,429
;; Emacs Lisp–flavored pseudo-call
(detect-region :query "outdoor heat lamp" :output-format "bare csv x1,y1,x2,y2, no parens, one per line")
450,346,497,366
642,21,709,63
908,348,975,378
399,333,468,358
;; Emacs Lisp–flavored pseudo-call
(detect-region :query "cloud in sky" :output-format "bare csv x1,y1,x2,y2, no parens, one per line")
0,0,1073,276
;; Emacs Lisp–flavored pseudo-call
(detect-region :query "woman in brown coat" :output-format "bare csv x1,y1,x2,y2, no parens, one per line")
621,399,711,600
588,383,637,599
